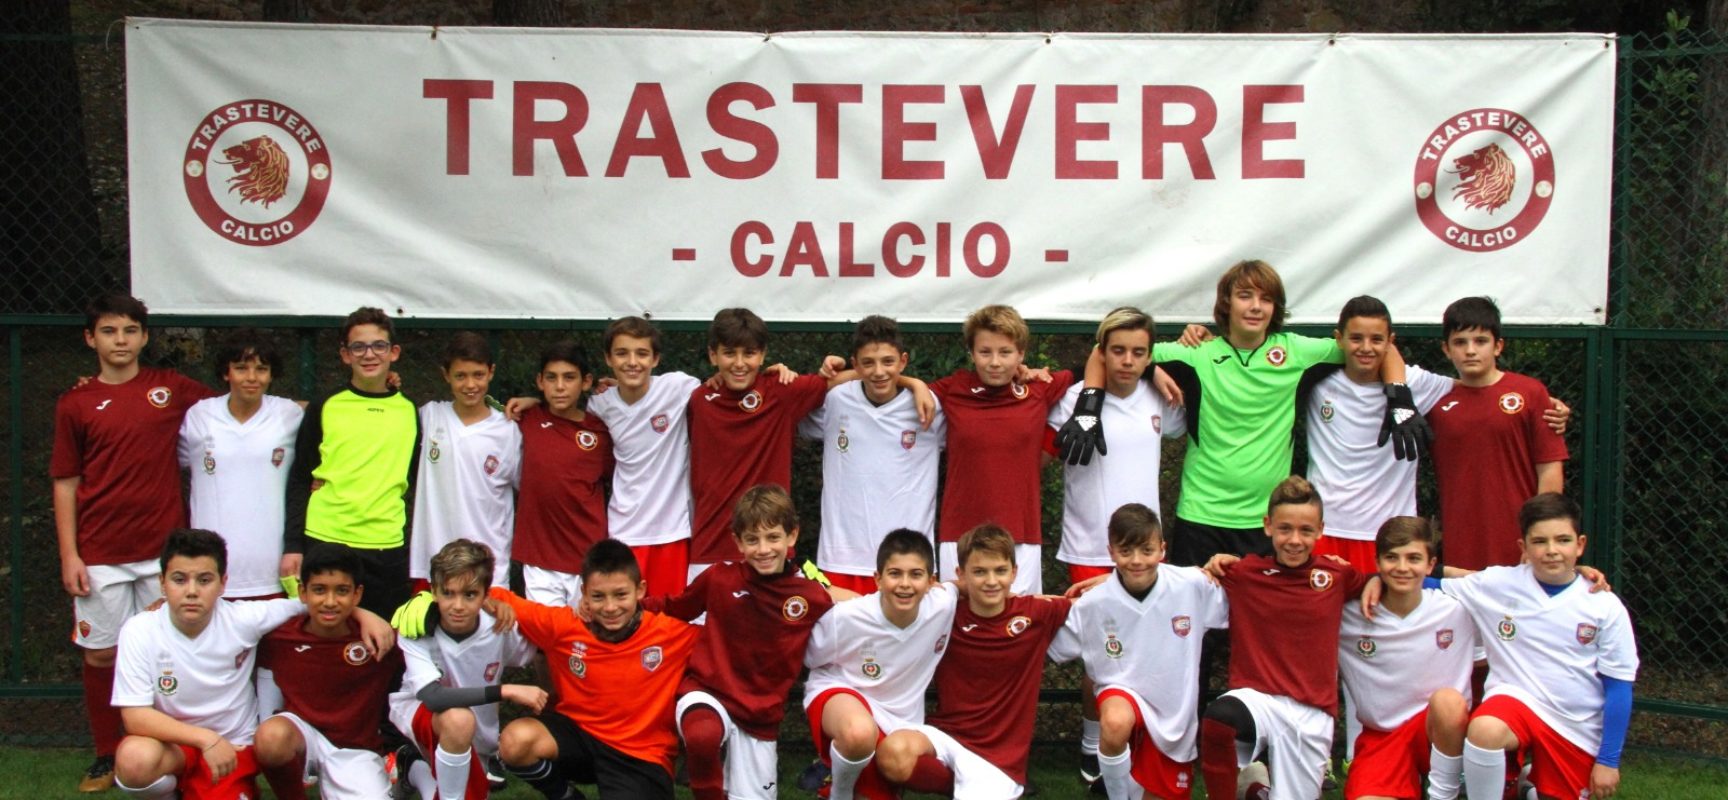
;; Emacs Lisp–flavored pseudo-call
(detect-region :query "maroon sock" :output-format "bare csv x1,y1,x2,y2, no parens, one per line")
262,754,307,800
83,662,123,757
680,706,727,800
902,754,954,794
1200,718,1241,800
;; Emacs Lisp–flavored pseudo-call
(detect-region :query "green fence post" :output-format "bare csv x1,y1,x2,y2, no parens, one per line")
299,328,317,400
8,326,24,683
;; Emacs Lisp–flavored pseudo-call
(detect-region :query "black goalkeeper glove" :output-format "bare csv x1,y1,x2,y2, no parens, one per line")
1377,382,1432,462
1056,387,1108,466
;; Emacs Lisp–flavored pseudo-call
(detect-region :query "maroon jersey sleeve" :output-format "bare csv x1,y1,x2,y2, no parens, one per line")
49,392,84,479
786,373,829,418
647,567,713,622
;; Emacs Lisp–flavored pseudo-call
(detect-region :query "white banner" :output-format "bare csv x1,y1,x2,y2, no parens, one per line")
127,20,1615,324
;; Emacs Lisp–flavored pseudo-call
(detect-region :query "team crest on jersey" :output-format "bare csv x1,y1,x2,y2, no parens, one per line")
651,413,670,433
1176,770,1190,789
934,634,948,653
484,661,500,682
235,649,249,670
1498,392,1525,414
202,451,217,475
147,386,172,408
156,672,179,696
1006,616,1032,637
1103,633,1124,659
1320,399,1335,422
1437,629,1455,650
861,657,883,680
641,646,664,672
836,429,850,453
271,447,286,468
568,654,587,679
1171,615,1192,638
483,454,500,476
428,440,442,463
1576,623,1599,645
575,430,599,451
901,430,917,450
1356,636,1378,658
1497,618,1518,641
344,642,370,665
1152,414,1163,434
1309,570,1334,591
783,596,809,621
1011,382,1029,400
1266,347,1287,367
739,390,763,413
77,620,92,639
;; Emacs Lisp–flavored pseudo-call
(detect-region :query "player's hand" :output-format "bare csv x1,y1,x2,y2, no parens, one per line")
144,597,166,612
1590,764,1620,799
1320,553,1352,567
819,355,846,379
765,363,798,384
387,370,403,391
826,586,861,602
908,378,936,430
354,607,397,655
61,553,91,597
279,551,302,598
1063,574,1110,598
1359,576,1385,619
73,374,94,389
1377,382,1431,462
390,591,437,639
1201,553,1240,582
504,395,543,419
1055,388,1108,466
502,684,550,715
482,595,517,632
1578,566,1612,593
1150,366,1183,406
310,479,325,492
1545,396,1572,435
1177,324,1214,348
202,736,238,780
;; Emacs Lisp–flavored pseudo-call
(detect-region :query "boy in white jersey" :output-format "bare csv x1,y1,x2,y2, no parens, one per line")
801,315,945,594
111,528,393,799
411,333,522,589
1337,517,1474,800
178,328,304,600
1050,503,1227,800
391,539,543,800
587,316,702,596
1436,494,1638,800
803,529,958,800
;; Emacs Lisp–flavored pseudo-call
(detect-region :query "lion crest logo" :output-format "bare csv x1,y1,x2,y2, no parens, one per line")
344,642,370,665
1448,143,1516,214
148,386,172,408
218,136,291,208
1413,108,1555,253
783,596,809,621
1310,570,1334,591
1499,392,1525,414
1006,616,1032,637
740,391,763,413
576,430,599,451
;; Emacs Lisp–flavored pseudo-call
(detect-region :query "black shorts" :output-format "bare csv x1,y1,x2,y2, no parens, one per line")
536,711,674,799
1168,517,1272,567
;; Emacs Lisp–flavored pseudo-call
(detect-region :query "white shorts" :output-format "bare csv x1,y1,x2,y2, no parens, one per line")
73,559,161,649
523,565,583,606
911,725,1021,800
676,691,778,800
1222,688,1333,800
273,711,390,799
938,543,1042,596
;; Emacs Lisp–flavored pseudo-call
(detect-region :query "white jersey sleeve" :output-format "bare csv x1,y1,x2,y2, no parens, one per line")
1408,365,1454,414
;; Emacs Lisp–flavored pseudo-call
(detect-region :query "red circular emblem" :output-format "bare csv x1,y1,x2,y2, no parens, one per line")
1266,347,1286,367
783,596,808,621
343,642,370,665
148,386,172,408
575,430,599,450
183,99,332,246
1414,108,1555,252
739,391,763,412
1498,392,1525,414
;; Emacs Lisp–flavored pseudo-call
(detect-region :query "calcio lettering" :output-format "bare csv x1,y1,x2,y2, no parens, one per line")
730,221,1009,279
423,79,1305,180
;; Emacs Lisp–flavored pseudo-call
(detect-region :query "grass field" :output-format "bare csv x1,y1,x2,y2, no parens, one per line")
3,746,1723,799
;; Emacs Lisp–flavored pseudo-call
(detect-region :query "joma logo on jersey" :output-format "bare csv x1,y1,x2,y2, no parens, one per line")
1309,570,1334,591
575,430,599,451
1414,108,1554,252
1006,616,1032,637
651,414,670,433
641,646,664,672
182,99,332,246
1437,629,1455,650
739,390,763,413
1356,636,1378,658
1576,623,1599,645
148,386,172,408
1499,392,1525,414
782,596,809,621
1171,615,1192,638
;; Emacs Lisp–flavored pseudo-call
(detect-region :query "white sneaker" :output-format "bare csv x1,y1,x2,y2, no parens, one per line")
1237,761,1270,800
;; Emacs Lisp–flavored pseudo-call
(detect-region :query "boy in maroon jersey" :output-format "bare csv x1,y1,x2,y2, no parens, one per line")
254,543,406,799
52,293,217,791
685,308,832,579
642,485,839,800
514,340,615,606
1198,476,1368,800
876,524,1070,799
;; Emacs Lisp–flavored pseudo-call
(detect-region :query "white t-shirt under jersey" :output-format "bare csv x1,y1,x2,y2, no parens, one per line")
178,395,303,598
1442,565,1639,752
1049,565,1227,760
1338,587,1477,732
1305,365,1453,540
389,610,537,756
803,584,958,733
586,372,701,546
799,384,945,576
113,598,306,745
1048,383,1186,567
411,402,522,584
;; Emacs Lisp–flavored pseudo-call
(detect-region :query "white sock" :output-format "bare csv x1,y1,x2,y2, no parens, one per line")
408,759,436,800
1081,718,1102,756
828,743,873,800
255,667,284,724
435,746,472,800
1099,747,1140,800
1426,745,1463,800
116,773,177,798
1463,741,1506,800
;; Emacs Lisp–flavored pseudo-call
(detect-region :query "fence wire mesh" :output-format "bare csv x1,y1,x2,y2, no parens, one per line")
3,27,1727,758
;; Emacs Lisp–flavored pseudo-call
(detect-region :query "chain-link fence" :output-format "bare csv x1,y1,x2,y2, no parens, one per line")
3,24,1727,757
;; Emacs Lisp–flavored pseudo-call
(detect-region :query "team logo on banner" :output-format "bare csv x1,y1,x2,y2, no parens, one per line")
1310,570,1334,591
1499,392,1525,414
782,596,808,621
1437,628,1455,650
576,430,599,450
1576,623,1599,645
901,430,917,450
148,387,172,408
157,672,179,696
1006,616,1031,637
1414,108,1555,252
1356,636,1378,658
1320,400,1335,422
1171,615,1192,638
1267,347,1287,367
651,414,670,433
483,454,500,476
182,99,332,246
271,447,285,468
1497,618,1518,641
344,642,370,665
641,646,664,672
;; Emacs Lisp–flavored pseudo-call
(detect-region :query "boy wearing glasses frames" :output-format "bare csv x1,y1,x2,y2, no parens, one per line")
284,306,420,617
